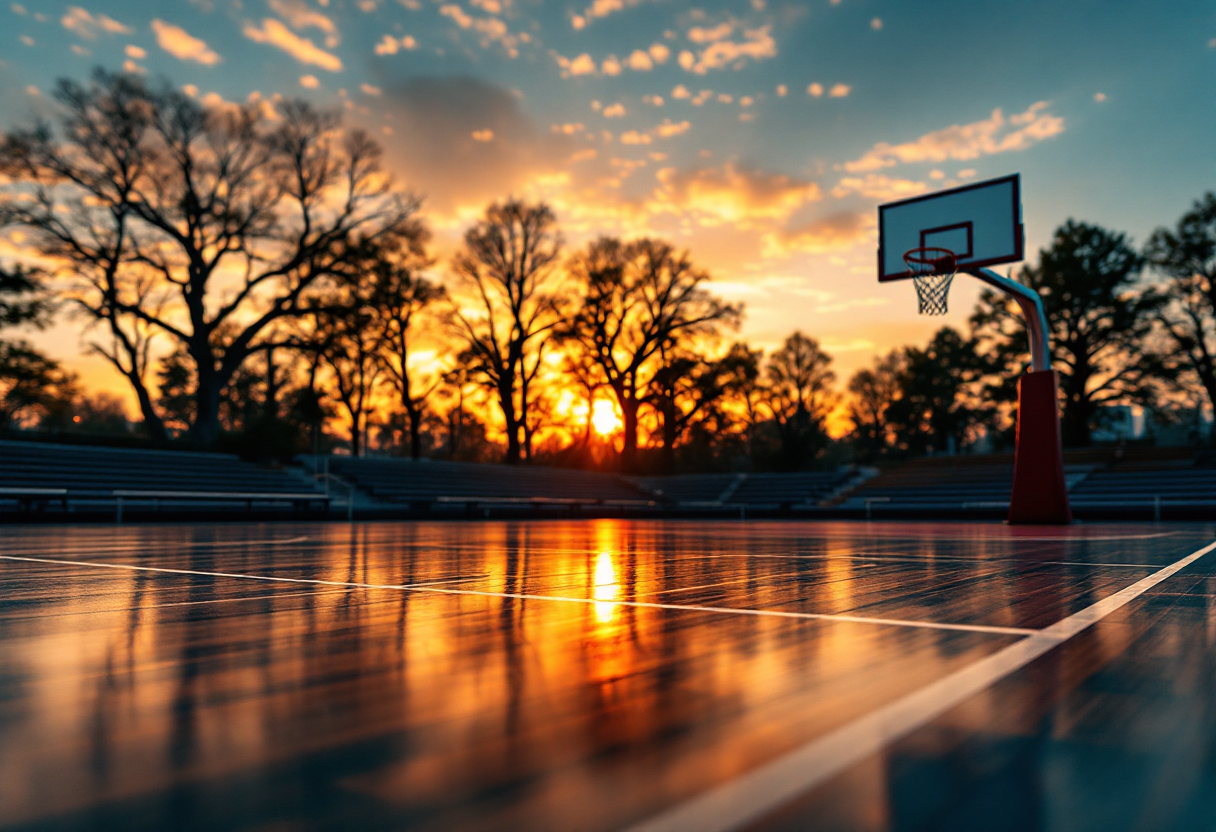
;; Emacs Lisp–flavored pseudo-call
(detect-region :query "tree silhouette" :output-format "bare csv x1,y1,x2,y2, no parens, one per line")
971,220,1164,446
847,350,903,460
761,332,836,470
1145,193,1216,429
0,69,420,445
366,237,444,460
449,200,564,464
563,237,739,472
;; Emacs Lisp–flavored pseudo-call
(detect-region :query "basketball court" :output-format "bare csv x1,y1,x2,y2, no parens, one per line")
2,519,1214,831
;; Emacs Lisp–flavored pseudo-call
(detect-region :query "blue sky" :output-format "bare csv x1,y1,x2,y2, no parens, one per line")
3,0,1214,392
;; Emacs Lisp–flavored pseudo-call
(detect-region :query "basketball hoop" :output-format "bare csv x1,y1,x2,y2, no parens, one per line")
904,247,958,316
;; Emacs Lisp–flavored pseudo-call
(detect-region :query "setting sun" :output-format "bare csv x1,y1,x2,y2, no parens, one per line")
590,400,622,437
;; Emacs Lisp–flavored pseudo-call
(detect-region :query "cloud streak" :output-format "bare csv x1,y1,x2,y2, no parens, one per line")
151,20,221,65
845,102,1064,173
243,18,343,71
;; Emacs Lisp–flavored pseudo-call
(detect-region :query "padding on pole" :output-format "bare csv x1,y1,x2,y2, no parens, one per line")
1008,370,1071,525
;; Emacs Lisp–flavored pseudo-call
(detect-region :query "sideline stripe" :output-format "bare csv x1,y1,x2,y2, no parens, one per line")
621,538,1216,832
0,554,1036,636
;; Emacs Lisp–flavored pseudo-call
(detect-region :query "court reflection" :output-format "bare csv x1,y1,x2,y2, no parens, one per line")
1,520,1205,831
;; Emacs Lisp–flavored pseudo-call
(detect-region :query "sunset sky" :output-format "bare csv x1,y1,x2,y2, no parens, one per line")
2,0,1214,401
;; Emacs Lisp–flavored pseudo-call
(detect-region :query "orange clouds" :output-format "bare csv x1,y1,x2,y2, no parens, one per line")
763,211,873,257
151,20,221,65
683,25,776,74
61,6,129,39
845,102,1065,173
243,18,342,71
649,163,821,226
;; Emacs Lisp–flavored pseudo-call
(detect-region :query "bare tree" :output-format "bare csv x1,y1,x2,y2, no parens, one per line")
762,332,836,470
563,237,740,472
847,350,903,459
1145,193,1216,422
309,270,384,457
0,69,420,445
448,199,564,463
367,237,444,459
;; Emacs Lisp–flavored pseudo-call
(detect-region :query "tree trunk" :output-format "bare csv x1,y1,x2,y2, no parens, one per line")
350,411,363,457
620,397,640,473
406,402,422,460
192,376,224,448
499,383,521,464
661,396,677,475
128,371,168,441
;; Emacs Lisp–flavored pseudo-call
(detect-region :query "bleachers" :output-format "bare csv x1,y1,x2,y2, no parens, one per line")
635,471,854,508
840,462,1017,511
1070,464,1216,510
310,456,652,506
0,439,327,517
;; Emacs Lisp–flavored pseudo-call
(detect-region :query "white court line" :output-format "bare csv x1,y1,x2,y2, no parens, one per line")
621,538,1216,832
0,554,1036,637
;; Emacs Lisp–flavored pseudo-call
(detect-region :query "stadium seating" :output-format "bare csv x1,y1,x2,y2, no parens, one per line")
0,439,327,517
634,471,854,508
308,456,652,506
1069,461,1216,511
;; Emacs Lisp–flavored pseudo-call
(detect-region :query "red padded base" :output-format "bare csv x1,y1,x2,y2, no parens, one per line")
1008,370,1072,525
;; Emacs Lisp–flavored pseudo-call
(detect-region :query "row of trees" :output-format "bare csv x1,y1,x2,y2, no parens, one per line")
2,69,1215,471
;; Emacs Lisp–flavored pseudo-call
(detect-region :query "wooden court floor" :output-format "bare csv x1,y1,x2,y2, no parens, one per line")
1,520,1214,831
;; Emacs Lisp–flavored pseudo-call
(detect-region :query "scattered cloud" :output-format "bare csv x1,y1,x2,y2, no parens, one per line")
871,17,882,30
763,211,872,257
671,84,691,99
687,22,734,43
268,0,338,47
471,128,494,142
602,55,622,75
844,101,1065,173
807,82,823,97
21,35,34,46
299,74,319,88
829,83,850,98
61,6,129,39
243,18,341,70
152,20,221,65
831,174,927,200
125,44,146,59
620,130,650,145
574,0,646,28
375,34,417,54
360,82,382,96
555,52,597,77
654,119,690,137
649,162,822,226
684,25,776,74
626,49,653,71
776,84,787,97
1094,92,1106,102
439,4,520,57
649,43,670,63
602,102,626,118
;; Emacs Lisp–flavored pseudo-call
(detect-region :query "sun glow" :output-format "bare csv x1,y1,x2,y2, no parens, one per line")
590,399,622,436
592,550,619,622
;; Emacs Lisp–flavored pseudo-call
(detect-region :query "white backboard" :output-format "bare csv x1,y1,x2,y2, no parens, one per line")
878,174,1023,281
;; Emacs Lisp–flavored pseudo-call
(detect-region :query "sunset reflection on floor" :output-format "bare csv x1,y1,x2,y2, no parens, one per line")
1,520,1214,831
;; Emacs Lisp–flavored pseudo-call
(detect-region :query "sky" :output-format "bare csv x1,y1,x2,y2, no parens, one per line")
2,0,1215,404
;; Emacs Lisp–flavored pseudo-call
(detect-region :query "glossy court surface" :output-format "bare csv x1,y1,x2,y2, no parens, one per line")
1,520,1214,832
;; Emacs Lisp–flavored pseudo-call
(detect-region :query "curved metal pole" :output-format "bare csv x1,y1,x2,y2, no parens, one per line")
964,267,1052,373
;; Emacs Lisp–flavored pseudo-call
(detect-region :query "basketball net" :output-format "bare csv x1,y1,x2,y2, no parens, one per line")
904,247,958,316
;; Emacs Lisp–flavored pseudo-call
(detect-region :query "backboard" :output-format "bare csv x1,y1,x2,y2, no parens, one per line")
878,174,1023,281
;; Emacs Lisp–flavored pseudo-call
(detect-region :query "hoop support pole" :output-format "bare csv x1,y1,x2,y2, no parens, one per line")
964,267,1052,372
962,267,1069,524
